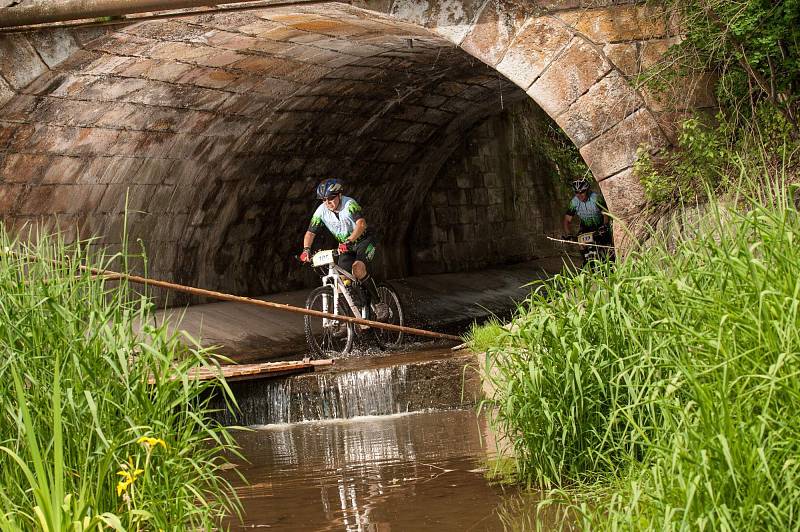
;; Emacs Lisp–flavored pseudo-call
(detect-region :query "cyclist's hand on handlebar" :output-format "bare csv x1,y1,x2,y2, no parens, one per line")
337,241,351,254
299,248,311,263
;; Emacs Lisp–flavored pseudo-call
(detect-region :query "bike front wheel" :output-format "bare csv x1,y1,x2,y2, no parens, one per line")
304,285,354,358
372,283,404,350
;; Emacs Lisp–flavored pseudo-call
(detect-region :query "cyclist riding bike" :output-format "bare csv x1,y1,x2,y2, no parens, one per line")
299,178,386,320
562,177,613,260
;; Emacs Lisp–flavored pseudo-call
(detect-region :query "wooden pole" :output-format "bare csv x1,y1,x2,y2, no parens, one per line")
0,0,331,29
57,259,462,343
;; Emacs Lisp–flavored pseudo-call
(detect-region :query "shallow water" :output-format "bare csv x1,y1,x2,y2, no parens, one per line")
227,409,534,531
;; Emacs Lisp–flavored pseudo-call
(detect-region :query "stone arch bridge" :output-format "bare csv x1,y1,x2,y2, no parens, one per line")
0,0,713,298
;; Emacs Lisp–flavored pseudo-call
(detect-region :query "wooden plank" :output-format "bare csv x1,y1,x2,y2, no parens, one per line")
149,358,334,384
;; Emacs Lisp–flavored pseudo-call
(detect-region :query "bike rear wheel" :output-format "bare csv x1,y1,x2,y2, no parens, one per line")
304,285,354,358
372,283,404,350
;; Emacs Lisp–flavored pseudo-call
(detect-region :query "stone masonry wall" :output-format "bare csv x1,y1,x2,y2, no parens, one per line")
410,99,565,274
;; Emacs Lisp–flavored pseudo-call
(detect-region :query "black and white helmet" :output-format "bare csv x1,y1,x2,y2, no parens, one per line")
571,178,590,194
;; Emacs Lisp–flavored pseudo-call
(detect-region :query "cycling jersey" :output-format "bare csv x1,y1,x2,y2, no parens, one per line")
308,196,366,243
566,192,607,230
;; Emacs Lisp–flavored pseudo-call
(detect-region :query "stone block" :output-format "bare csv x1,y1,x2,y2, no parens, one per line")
529,38,611,117
77,76,149,102
71,26,111,47
0,34,48,90
458,205,477,224
19,184,105,215
41,156,86,184
1,153,50,183
70,127,121,156
447,189,468,205
97,157,146,185
641,72,717,113
148,42,216,64
638,36,681,71
486,205,505,222
597,167,646,225
134,158,173,185
0,184,24,213
391,0,487,44
556,70,642,148
603,42,638,78
30,98,107,128
149,185,179,213
469,188,490,205
27,29,80,69
434,206,458,225
0,121,14,150
452,223,476,243
487,187,504,205
0,93,37,121
0,76,13,108
461,0,531,66
496,16,573,90
556,4,673,44
580,108,668,180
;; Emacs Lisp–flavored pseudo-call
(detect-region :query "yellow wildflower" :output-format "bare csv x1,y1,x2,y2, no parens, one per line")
137,436,167,450
116,466,143,497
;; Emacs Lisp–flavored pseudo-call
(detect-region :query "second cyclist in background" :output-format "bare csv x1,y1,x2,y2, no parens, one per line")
562,177,613,261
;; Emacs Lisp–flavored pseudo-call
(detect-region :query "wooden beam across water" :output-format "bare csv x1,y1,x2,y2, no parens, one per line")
149,358,334,384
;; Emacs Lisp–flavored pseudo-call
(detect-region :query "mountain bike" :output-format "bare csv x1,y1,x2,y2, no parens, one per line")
575,226,615,269
303,249,404,358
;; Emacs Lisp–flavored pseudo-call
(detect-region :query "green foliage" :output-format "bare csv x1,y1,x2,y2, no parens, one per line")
509,101,590,189
635,0,800,206
636,116,730,203
660,0,799,127
466,318,507,354
636,105,797,204
0,229,241,530
479,169,800,529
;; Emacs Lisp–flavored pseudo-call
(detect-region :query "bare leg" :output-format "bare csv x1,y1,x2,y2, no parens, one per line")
352,260,367,280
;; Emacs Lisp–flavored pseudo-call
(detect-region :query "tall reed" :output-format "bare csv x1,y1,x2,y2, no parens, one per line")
479,173,800,529
0,228,241,530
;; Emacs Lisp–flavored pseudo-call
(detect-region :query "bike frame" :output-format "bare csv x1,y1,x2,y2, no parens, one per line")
317,258,369,328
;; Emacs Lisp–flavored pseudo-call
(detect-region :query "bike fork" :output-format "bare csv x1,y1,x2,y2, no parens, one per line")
321,281,339,328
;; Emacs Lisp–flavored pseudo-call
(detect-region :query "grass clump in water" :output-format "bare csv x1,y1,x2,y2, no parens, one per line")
0,228,241,530
477,176,800,529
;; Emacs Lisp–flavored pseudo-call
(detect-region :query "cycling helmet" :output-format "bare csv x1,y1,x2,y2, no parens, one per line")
571,178,590,194
316,178,344,199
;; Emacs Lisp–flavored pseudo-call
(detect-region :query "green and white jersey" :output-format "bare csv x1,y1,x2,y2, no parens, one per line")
566,191,607,230
307,196,365,243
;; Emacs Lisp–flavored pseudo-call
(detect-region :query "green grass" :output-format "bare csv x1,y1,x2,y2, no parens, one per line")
466,318,507,354
0,228,241,530
476,174,800,529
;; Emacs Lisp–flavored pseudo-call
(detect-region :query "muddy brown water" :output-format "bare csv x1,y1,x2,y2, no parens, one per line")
225,409,547,531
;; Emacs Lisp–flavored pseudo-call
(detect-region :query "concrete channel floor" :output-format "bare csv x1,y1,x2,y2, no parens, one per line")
153,257,567,363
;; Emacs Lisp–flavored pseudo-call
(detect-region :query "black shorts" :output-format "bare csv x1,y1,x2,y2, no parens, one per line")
337,238,377,273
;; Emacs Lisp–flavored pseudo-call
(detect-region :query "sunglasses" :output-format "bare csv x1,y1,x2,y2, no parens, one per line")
323,194,339,202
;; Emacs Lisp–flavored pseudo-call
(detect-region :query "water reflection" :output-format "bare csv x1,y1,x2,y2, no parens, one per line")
227,409,532,531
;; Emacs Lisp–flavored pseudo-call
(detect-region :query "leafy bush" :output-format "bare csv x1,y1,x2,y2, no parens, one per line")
479,173,800,529
0,229,241,530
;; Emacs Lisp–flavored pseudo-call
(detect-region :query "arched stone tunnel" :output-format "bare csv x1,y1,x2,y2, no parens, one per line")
0,0,714,302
